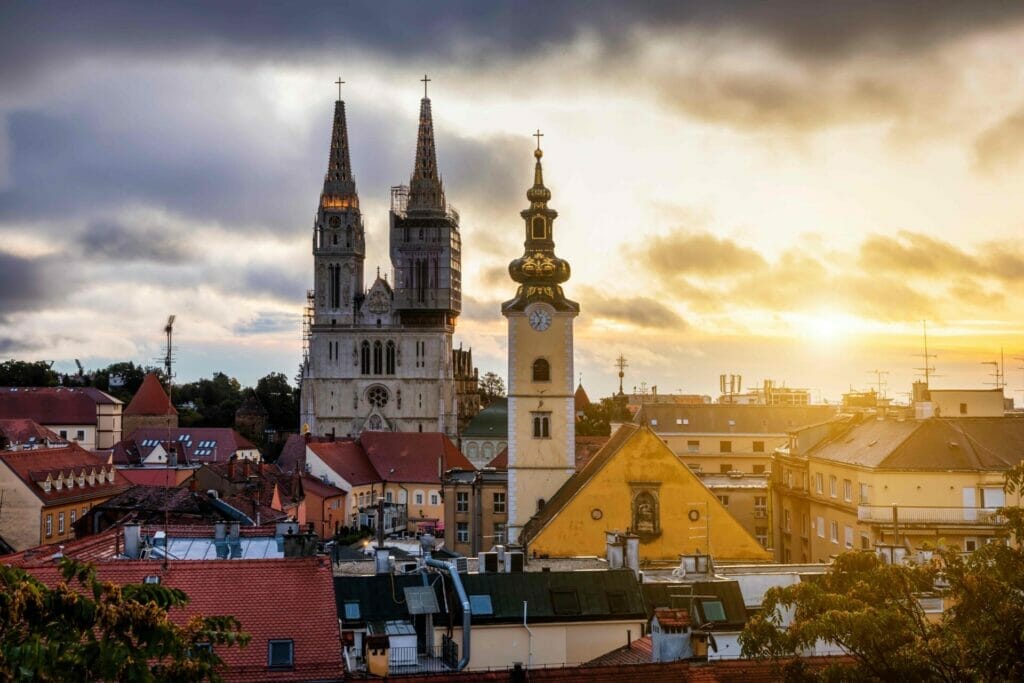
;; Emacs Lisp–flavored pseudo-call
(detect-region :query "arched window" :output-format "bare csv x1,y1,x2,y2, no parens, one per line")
373,340,383,375
531,216,546,240
332,233,338,245
532,358,550,382
346,226,352,247
360,341,371,375
385,341,396,375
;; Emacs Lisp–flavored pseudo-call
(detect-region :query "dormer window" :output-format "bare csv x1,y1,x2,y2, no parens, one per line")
53,476,63,491
41,479,51,492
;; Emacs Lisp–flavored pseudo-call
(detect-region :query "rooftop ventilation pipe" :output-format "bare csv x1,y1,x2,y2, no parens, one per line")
424,556,471,670
123,523,141,559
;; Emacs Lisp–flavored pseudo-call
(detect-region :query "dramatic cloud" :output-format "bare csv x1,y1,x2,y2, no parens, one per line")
77,220,193,263
582,290,686,328
0,251,63,315
638,230,767,280
859,231,978,275
975,107,1024,172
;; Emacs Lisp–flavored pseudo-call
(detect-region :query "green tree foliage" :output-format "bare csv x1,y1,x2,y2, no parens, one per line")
479,371,506,408
91,361,158,403
255,372,299,432
577,396,632,437
174,373,243,428
740,463,1024,682
0,360,58,387
0,558,248,682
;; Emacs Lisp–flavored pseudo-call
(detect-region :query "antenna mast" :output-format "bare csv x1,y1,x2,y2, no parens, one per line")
914,320,937,385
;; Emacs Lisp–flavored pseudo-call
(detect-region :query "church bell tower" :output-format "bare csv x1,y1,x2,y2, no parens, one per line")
503,135,579,544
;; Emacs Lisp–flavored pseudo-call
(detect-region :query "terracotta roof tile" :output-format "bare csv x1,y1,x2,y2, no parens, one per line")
486,447,508,470
21,558,342,682
360,431,473,483
307,439,379,486
0,418,64,445
113,427,258,466
123,373,177,416
0,386,120,424
0,443,130,505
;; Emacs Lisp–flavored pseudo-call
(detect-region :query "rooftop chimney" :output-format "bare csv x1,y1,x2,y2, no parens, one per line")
123,523,141,559
605,531,625,570
624,533,640,578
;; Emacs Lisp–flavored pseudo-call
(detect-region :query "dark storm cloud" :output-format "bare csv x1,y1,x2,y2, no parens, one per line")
77,220,193,263
0,250,64,314
0,104,318,231
3,1,1023,82
0,336,32,353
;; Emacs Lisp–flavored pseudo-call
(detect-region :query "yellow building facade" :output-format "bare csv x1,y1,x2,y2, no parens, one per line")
773,414,1024,563
522,424,771,562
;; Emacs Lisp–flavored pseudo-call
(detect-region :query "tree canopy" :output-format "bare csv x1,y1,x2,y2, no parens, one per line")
0,360,58,388
740,463,1024,682
0,558,249,682
479,371,505,408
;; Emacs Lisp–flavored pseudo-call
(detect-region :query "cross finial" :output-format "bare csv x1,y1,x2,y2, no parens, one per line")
421,74,431,98
335,77,345,100
533,128,544,151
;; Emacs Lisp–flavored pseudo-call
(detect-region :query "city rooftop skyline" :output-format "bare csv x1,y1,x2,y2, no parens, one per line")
2,2,1024,402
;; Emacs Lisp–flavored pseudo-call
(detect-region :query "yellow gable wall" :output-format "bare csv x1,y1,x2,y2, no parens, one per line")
528,426,772,561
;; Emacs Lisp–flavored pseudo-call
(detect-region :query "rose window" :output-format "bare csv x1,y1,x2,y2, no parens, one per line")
367,386,389,408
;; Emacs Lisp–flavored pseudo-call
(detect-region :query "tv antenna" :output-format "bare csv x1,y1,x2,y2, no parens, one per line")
163,315,176,385
913,320,938,385
866,369,889,398
980,348,1005,390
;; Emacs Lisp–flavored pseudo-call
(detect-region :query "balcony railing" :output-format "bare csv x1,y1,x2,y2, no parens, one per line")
857,505,1005,526
384,643,459,673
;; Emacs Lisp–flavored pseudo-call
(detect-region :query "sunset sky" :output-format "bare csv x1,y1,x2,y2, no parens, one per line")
2,2,1024,403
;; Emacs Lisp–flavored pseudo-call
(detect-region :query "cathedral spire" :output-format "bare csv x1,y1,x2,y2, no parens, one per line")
407,76,446,212
321,97,358,210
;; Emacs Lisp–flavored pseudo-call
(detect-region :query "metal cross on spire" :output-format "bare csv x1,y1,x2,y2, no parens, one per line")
421,73,431,98
334,77,345,100
533,128,544,151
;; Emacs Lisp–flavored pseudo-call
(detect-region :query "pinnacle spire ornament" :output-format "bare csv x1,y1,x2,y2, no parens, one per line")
321,87,358,209
407,76,445,212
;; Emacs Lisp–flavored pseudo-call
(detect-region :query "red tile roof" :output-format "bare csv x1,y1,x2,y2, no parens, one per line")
575,383,592,410
360,431,473,483
20,558,342,682
584,635,653,666
307,439,379,486
123,372,177,416
300,473,348,498
0,418,64,445
118,468,195,487
0,443,130,505
0,386,120,424
486,447,508,470
654,607,691,629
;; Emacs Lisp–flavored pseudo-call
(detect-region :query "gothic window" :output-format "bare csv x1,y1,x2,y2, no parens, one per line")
532,358,550,382
385,341,396,375
353,390,358,409
329,264,341,308
360,341,371,375
532,412,551,439
531,216,546,240
367,414,383,430
346,226,352,247
373,340,383,375
367,385,389,408
397,389,402,409
333,233,338,245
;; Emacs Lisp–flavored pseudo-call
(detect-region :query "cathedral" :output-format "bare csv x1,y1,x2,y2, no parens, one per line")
299,83,478,438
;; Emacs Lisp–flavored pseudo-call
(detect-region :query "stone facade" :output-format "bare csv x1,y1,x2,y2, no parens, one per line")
300,91,477,439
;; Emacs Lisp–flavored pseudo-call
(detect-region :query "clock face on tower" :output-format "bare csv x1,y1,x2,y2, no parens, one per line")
528,306,553,331
329,216,341,228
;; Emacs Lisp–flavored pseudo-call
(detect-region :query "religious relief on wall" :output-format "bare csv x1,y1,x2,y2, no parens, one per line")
630,484,662,542
366,289,390,314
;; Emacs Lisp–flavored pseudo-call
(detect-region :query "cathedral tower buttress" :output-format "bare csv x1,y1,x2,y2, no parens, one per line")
503,137,579,544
